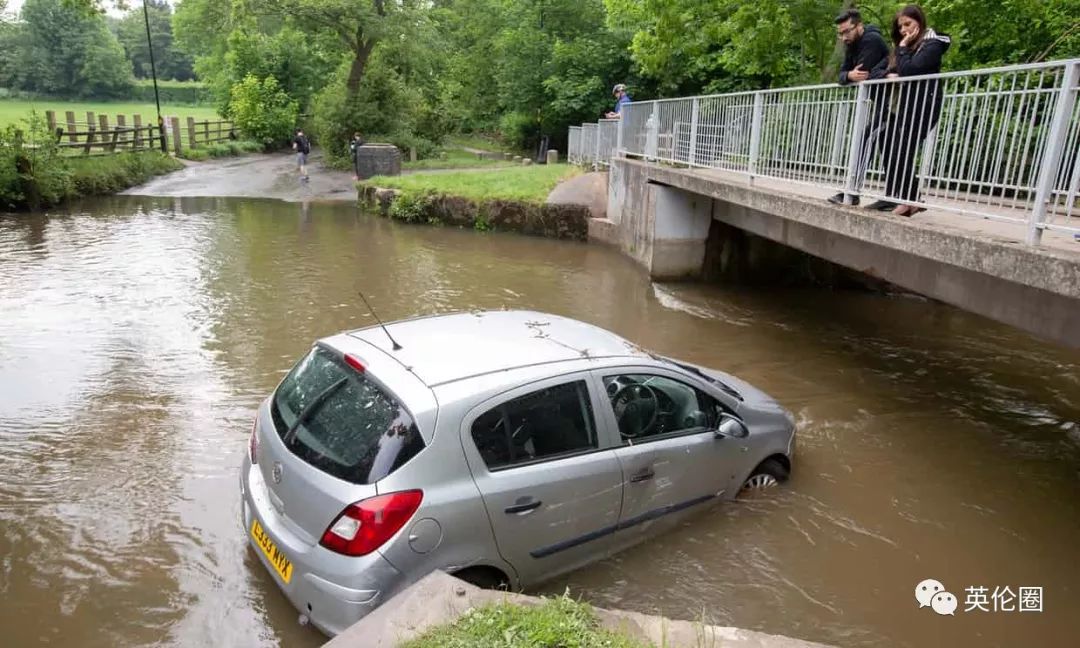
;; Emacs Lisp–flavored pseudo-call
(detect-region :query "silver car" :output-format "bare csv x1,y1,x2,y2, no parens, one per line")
239,310,796,636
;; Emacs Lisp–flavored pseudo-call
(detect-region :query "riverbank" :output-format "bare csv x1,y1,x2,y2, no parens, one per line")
1,151,183,211
358,164,592,240
326,571,833,648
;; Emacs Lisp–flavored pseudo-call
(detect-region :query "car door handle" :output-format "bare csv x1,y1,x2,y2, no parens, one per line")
630,469,655,483
504,500,542,514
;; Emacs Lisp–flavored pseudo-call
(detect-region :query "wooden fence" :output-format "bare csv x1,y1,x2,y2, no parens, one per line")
41,110,237,156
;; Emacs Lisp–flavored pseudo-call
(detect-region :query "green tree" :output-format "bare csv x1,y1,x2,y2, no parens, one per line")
228,74,300,145
116,0,194,80
248,0,424,103
6,0,133,98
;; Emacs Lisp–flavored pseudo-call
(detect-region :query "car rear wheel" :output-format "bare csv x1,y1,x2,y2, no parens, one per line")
453,567,510,591
739,458,789,496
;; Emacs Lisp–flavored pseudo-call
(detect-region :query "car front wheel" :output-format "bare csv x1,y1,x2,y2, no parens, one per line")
739,458,789,496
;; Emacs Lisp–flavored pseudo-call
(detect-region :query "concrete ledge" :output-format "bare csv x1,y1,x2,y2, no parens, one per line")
615,159,1080,301
588,217,619,246
324,571,833,648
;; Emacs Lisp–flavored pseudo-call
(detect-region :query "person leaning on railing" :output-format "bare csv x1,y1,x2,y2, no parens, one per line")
866,4,951,217
829,7,891,206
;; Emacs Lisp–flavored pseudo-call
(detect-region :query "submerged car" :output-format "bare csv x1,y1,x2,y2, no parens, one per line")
239,310,795,636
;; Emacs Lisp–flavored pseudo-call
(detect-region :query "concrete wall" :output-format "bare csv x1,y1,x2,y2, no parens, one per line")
600,160,713,279
601,158,1080,349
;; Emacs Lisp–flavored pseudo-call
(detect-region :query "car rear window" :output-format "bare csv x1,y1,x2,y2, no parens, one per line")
270,346,424,484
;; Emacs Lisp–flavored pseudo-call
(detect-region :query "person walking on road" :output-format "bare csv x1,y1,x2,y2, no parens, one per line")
829,8,890,206
292,128,311,182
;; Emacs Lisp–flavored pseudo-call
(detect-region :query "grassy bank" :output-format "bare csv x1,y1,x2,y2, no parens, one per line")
446,133,512,153
402,147,512,171
1,151,183,211
178,140,263,161
399,595,649,648
0,99,219,129
364,164,580,204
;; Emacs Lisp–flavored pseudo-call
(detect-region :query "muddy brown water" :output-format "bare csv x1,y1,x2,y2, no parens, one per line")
1,197,1079,648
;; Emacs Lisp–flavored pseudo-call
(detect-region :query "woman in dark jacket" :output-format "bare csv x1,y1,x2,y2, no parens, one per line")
869,4,951,216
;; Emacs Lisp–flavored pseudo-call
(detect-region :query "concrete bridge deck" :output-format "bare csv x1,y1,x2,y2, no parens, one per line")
593,158,1080,349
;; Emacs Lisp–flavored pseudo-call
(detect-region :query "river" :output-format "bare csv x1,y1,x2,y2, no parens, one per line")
1,196,1078,647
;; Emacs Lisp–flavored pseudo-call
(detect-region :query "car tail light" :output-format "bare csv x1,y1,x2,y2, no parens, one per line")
319,490,423,556
344,353,365,373
249,416,259,464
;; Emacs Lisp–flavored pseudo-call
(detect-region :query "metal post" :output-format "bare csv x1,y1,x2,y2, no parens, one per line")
142,0,165,153
1026,62,1079,245
842,84,871,203
688,97,700,167
645,102,659,160
748,92,765,183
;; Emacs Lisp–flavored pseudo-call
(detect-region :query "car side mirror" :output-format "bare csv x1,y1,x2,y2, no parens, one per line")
716,414,749,439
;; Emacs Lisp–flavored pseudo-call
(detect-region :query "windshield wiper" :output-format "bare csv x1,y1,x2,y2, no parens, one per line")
652,353,744,402
282,377,349,445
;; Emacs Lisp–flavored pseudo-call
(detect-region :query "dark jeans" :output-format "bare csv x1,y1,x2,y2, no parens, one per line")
881,112,936,203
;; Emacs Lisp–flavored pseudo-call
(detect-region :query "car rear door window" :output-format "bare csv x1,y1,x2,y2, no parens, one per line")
471,380,598,470
270,346,424,484
602,374,726,442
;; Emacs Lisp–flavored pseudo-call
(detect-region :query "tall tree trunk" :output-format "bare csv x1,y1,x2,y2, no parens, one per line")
345,40,376,101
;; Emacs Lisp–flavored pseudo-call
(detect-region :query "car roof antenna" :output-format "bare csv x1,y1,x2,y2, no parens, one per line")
358,291,402,351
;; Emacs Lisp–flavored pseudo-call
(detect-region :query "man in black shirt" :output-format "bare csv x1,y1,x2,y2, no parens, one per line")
292,128,311,182
830,8,890,206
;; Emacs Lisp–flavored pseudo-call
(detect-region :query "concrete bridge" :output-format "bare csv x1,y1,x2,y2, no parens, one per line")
568,59,1080,349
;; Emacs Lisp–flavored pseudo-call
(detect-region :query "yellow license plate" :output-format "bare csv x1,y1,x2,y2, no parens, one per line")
251,519,293,584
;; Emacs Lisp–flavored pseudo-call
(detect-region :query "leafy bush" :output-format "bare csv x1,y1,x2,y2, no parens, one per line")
388,191,436,224
498,111,540,152
0,112,71,210
228,74,299,147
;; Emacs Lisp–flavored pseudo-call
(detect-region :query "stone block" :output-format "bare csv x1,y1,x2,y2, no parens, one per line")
546,149,559,165
356,144,403,178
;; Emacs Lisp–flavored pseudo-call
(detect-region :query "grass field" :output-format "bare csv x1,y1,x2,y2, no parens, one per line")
402,147,513,171
446,133,512,153
365,164,580,203
0,99,220,129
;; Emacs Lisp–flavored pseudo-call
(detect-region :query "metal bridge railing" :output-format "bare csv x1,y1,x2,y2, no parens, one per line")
568,58,1080,246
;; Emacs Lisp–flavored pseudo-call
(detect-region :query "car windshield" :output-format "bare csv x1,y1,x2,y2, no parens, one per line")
270,346,423,484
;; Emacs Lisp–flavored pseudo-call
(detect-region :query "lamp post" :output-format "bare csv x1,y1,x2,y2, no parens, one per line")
142,0,166,153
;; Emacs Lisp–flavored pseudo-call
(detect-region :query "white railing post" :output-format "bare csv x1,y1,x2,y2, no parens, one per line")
645,101,659,160
842,83,871,204
688,97,700,167
748,92,764,183
616,106,625,155
594,121,602,171
1027,61,1079,245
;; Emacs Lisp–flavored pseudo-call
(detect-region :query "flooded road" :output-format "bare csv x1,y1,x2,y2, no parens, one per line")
1,196,1079,648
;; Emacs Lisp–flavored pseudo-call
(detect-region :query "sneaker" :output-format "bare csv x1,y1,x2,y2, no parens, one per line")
865,199,898,211
828,193,859,206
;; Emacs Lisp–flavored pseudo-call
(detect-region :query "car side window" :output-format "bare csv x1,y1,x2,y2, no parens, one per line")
602,374,726,442
470,380,598,470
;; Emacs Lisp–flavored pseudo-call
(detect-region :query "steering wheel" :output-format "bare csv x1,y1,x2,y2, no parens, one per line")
611,383,660,438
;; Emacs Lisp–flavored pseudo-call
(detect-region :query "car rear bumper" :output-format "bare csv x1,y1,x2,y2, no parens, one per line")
239,457,404,636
